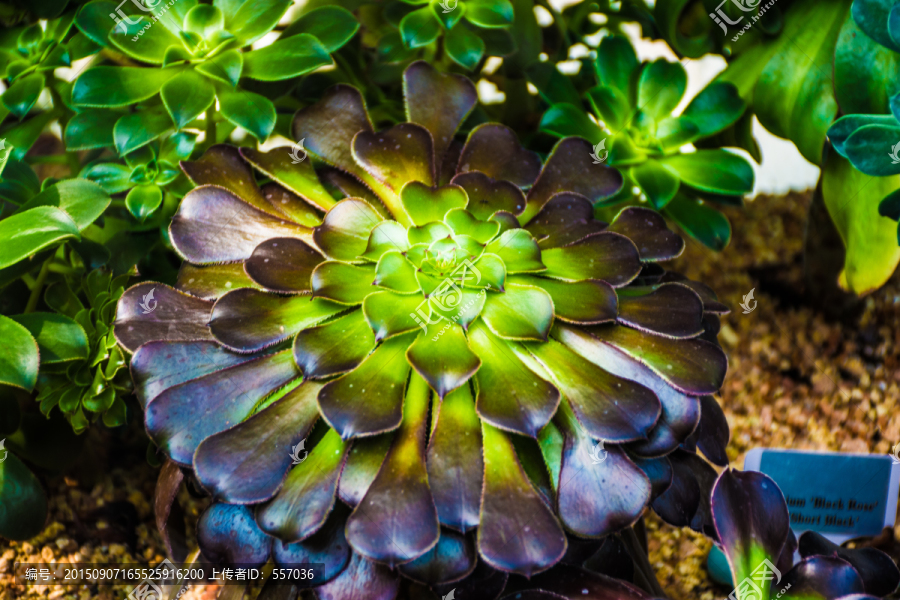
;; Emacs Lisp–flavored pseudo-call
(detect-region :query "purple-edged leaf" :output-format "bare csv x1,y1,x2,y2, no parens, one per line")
194,381,322,504
426,384,483,532
478,422,567,576
659,273,730,314
314,199,383,262
177,262,262,300
353,123,435,192
617,283,705,339
451,172,527,220
541,232,641,287
131,341,249,408
318,332,415,439
363,291,429,341
397,527,476,585
554,323,702,456
311,262,376,305
527,337,660,443
209,289,345,353
180,144,283,219
241,146,337,212
468,321,560,438
399,181,468,227
272,503,351,587
260,182,324,228
798,531,900,597
457,124,542,188
338,434,393,507
522,138,624,223
586,325,727,395
632,455,674,500
523,193,606,249
154,461,187,564
346,373,439,566
197,503,272,567
712,469,790,597
293,310,375,379
651,451,701,528
245,237,323,293
509,275,617,325
607,207,685,262
529,565,651,600
313,552,401,600
115,283,214,353
256,428,349,542
481,283,553,341
170,186,311,264
553,405,651,537
432,559,508,600
781,556,865,600
404,61,478,171
145,350,298,465
407,322,480,398
693,395,730,466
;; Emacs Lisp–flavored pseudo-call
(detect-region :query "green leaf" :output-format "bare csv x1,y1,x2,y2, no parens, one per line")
828,113,897,158
196,50,243,87
631,160,680,209
465,0,513,28
18,179,111,230
843,123,900,176
65,109,117,151
72,67,181,107
114,106,173,155
0,452,48,540
185,4,225,37
377,31,419,64
637,59,686,123
282,6,359,52
539,103,604,145
852,0,900,52
9,313,89,364
432,0,466,29
526,61,582,106
80,163,133,194
228,0,292,45
125,184,164,220
400,6,442,49
594,35,638,100
660,150,754,196
586,85,631,132
834,12,900,115
75,0,117,46
752,0,848,165
445,23,485,70
108,8,182,64
663,193,731,251
822,150,900,295
0,206,81,269
0,315,39,392
243,34,331,81
682,82,746,139
161,70,215,128
1,74,44,119
218,87,276,140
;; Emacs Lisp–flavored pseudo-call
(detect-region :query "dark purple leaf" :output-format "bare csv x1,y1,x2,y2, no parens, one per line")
115,283,214,353
197,503,272,567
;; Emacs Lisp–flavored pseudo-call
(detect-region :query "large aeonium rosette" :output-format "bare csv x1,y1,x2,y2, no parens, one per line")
114,61,730,596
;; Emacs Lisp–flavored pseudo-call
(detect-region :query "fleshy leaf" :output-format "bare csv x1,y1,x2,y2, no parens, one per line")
407,322,481,398
114,283,214,353
314,199,383,262
508,275,617,325
607,207,684,262
541,233,641,286
798,531,900,597
780,556,865,599
0,316,39,393
400,181,468,226
338,434,393,507
617,283,705,339
354,123,435,195
458,124,543,188
293,310,375,379
245,237,323,293
241,146,337,212
374,251,420,293
397,528,477,585
311,262,376,305
313,552,401,600
364,291,431,341
177,262,262,300
271,503,352,587
451,172,527,219
197,503,272,566
524,193,606,250
481,283,553,342
485,229,544,273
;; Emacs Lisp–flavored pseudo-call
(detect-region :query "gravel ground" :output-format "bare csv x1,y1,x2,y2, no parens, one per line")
3,189,899,600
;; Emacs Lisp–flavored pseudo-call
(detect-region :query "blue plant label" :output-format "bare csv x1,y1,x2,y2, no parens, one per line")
744,448,900,543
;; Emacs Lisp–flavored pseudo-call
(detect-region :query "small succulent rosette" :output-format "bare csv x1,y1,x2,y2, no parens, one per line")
115,61,731,595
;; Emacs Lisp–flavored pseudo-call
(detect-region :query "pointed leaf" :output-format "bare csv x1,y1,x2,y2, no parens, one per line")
293,310,375,379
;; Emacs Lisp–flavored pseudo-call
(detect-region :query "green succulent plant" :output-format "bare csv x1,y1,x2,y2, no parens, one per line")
539,35,755,251
115,60,729,593
69,0,358,147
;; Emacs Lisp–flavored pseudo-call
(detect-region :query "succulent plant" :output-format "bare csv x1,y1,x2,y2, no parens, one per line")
712,469,900,600
115,60,729,594
539,35,755,251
